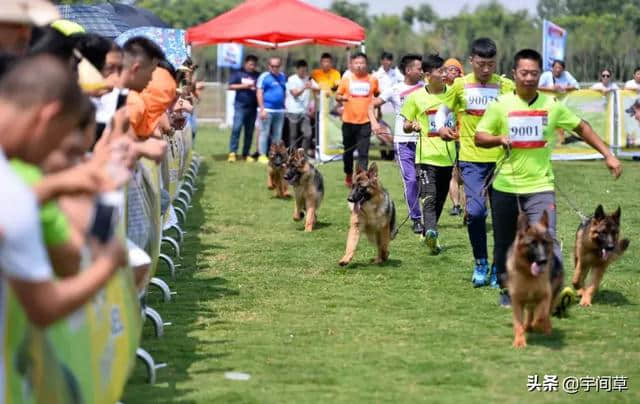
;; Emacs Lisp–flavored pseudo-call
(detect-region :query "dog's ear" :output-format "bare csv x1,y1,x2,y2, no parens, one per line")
269,143,277,153
613,206,621,224
355,165,364,175
517,212,529,233
367,162,378,180
296,148,305,158
539,210,549,229
594,204,605,221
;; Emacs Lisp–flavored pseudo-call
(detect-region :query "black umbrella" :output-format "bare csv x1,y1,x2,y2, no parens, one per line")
96,3,170,29
57,4,127,38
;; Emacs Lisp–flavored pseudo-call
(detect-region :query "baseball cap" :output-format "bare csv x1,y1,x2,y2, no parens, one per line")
1,0,60,26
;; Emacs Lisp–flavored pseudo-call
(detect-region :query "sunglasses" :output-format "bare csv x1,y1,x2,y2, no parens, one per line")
270,64,281,68
602,74,610,78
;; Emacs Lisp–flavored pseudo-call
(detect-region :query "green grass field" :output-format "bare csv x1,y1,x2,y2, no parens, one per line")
123,126,640,403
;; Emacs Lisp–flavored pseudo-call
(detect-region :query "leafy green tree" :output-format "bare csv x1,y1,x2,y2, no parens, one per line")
136,0,240,28
329,1,370,29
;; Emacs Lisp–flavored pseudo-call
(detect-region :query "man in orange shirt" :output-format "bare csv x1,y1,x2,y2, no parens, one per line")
336,52,379,186
311,52,341,95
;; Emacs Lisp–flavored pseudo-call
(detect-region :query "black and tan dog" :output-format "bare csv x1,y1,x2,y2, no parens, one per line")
267,143,290,198
506,211,556,348
339,163,396,266
573,205,629,307
284,148,324,232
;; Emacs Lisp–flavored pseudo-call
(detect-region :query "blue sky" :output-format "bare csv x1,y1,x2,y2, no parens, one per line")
303,0,538,17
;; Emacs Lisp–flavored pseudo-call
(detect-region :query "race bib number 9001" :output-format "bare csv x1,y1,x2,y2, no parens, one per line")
508,110,548,148
427,109,456,137
464,84,499,115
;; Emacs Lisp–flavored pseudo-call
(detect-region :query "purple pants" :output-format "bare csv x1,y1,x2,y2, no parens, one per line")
394,142,421,221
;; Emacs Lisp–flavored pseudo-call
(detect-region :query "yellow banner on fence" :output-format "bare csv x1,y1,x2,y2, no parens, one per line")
2,223,141,404
616,90,640,156
539,89,614,160
317,91,387,162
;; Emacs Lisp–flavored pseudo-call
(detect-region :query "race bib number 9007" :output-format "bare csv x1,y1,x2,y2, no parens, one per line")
464,84,499,115
508,110,548,148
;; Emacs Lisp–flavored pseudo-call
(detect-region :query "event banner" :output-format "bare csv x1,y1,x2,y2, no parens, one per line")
217,43,243,69
316,91,390,162
542,20,567,72
540,89,615,160
616,90,640,156
2,223,141,404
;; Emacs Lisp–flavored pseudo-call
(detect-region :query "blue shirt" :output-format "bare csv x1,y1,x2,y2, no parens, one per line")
229,69,260,108
257,71,286,111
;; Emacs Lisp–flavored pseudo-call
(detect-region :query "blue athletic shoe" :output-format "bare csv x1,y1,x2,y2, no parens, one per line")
471,259,489,287
489,263,499,288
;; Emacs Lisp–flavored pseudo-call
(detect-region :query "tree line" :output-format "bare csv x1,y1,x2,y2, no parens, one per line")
60,0,640,82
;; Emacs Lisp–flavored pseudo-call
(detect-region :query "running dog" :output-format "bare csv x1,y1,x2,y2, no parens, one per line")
283,148,324,232
506,211,556,348
573,205,629,307
267,143,289,198
339,163,397,266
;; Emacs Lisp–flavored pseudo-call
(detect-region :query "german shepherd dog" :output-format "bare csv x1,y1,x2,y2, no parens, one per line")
573,205,630,307
506,211,557,348
339,163,397,266
267,143,289,198
284,148,324,232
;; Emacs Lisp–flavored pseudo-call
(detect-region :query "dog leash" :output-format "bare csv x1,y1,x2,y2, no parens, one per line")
496,143,589,223
554,179,590,224
391,193,421,239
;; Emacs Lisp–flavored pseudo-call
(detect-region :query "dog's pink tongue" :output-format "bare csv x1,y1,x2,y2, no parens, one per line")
601,249,610,260
354,202,361,213
530,262,541,276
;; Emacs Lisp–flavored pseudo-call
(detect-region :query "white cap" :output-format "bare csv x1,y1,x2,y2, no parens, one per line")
1,0,60,26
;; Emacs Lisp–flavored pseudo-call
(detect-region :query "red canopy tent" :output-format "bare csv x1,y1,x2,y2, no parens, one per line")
185,0,365,49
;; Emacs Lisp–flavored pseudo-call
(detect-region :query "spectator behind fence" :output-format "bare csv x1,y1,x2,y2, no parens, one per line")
286,59,317,157
228,54,259,162
256,56,287,164
624,66,640,91
538,59,579,93
73,32,111,73
373,51,404,95
94,40,123,142
311,52,341,96
121,37,174,139
0,55,126,328
0,0,59,56
10,99,97,279
591,68,619,94
336,52,379,187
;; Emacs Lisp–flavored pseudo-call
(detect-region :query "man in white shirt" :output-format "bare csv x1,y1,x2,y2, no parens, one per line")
368,54,424,234
373,51,404,95
0,55,125,328
538,59,580,93
285,59,317,156
624,67,640,91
